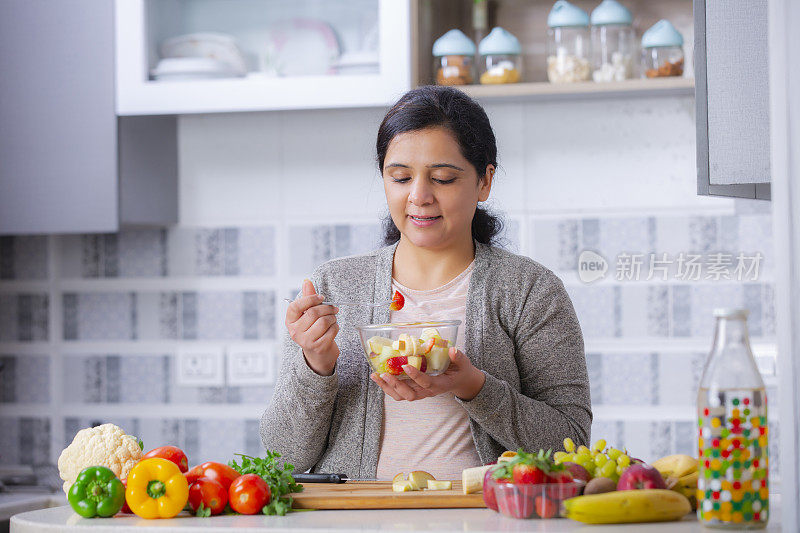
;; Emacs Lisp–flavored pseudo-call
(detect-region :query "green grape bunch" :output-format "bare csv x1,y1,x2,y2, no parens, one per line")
554,437,633,484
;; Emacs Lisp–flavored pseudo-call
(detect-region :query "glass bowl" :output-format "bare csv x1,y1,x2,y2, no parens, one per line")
485,476,585,519
355,321,460,379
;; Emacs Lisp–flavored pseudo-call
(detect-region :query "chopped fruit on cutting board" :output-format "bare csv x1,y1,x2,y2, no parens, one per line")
427,480,452,491
392,471,437,492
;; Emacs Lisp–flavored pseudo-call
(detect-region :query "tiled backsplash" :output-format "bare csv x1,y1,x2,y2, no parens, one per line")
0,209,777,482
0,97,779,487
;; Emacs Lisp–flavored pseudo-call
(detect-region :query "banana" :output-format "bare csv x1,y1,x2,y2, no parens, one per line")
651,454,698,479
563,489,692,524
651,455,699,511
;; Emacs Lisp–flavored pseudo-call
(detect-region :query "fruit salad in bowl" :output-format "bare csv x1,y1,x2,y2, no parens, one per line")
356,321,460,379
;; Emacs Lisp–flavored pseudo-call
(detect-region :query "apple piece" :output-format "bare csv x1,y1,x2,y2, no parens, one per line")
402,333,419,356
406,356,423,370
421,337,435,354
421,327,441,340
427,480,452,491
379,345,400,359
408,471,436,491
391,334,417,357
426,345,450,371
368,336,393,355
392,479,415,492
616,463,667,491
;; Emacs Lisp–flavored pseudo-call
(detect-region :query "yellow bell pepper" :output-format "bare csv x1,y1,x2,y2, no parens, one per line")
125,457,188,519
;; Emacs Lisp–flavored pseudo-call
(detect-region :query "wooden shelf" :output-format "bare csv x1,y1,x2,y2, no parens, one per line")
454,77,695,103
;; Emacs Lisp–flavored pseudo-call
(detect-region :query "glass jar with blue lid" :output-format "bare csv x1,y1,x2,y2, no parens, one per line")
478,27,522,84
546,0,591,83
432,29,476,86
641,19,684,78
590,0,635,82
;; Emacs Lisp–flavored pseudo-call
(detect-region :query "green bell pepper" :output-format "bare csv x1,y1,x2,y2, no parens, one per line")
68,466,126,518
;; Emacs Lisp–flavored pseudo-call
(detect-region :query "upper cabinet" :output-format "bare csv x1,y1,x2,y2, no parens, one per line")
115,0,413,114
695,0,771,200
0,0,177,236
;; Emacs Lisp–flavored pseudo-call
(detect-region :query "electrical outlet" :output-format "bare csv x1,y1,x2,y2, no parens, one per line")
226,344,275,386
176,347,225,386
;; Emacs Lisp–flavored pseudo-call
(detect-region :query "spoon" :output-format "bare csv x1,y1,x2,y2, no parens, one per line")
283,290,405,310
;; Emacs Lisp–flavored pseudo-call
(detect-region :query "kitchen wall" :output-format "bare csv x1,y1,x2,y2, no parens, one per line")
0,96,779,485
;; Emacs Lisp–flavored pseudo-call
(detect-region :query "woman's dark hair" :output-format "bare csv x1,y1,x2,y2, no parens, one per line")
376,85,503,246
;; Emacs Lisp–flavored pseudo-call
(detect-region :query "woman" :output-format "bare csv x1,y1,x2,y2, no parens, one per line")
261,86,591,480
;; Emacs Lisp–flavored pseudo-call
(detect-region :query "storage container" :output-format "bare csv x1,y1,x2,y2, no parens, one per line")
478,27,522,84
432,29,476,86
547,1,591,83
641,19,684,78
590,0,635,82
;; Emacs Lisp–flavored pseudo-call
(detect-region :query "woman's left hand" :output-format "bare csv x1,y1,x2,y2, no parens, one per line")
370,347,486,402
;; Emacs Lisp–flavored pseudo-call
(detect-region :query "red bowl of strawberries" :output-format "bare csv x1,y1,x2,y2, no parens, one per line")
483,450,585,520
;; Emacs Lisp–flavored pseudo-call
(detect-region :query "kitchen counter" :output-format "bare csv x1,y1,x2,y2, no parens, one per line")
10,502,783,533
1,494,64,533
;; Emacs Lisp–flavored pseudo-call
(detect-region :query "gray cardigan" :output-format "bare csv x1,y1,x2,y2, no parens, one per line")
260,241,592,478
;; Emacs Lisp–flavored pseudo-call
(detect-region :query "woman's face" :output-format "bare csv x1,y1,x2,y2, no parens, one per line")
382,127,492,251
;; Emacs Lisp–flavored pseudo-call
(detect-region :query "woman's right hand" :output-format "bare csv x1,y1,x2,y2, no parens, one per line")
285,279,340,376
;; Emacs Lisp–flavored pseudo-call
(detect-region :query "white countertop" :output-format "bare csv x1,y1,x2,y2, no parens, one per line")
0,493,65,522
10,504,783,533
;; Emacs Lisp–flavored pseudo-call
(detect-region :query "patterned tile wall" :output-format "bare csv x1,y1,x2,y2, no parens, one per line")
0,212,779,480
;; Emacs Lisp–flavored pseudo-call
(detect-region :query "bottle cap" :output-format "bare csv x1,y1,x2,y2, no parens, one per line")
478,27,521,55
590,0,633,26
713,309,749,319
641,19,684,48
432,29,476,57
547,0,590,28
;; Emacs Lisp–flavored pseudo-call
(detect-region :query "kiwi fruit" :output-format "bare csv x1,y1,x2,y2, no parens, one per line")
584,477,617,495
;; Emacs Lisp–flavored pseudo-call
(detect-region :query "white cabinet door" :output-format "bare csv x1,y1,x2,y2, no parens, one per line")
116,0,413,115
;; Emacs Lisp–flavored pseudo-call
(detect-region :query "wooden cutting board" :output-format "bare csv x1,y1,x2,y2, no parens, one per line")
290,481,486,510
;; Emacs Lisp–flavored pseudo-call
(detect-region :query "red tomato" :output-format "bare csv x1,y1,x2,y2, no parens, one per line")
186,462,240,490
188,477,228,515
535,496,558,519
142,445,189,473
119,478,132,514
228,474,271,515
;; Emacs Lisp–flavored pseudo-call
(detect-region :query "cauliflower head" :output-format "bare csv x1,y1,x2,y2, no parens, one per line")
57,423,143,494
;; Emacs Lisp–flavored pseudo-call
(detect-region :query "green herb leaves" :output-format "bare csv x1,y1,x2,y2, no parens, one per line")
229,450,303,517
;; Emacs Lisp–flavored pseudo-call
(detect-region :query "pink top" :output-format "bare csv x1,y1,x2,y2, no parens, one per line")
375,261,482,480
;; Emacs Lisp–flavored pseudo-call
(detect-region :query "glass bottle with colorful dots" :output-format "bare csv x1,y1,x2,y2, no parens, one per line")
697,309,768,529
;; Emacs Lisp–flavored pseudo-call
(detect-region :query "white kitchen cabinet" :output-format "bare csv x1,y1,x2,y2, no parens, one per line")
115,0,413,115
0,0,178,236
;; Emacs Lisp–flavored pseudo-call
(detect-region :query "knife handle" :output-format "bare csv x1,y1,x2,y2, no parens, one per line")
293,473,348,484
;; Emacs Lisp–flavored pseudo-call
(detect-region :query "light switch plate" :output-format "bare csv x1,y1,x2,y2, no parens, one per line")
176,347,225,386
226,344,275,386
